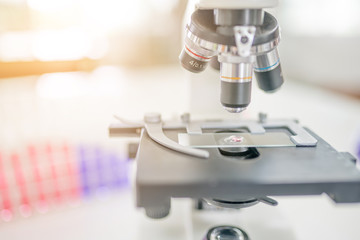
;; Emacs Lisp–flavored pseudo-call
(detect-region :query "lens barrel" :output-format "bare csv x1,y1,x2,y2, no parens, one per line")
179,47,210,73
254,48,283,92
220,62,253,113
179,39,215,73
221,81,252,112
255,64,283,92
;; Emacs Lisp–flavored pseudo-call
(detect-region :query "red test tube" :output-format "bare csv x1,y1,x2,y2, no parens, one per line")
62,143,79,202
11,153,32,218
46,143,62,203
28,145,48,213
0,153,13,222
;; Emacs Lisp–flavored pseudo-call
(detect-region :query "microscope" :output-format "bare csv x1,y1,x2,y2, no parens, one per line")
110,0,360,239
180,0,283,114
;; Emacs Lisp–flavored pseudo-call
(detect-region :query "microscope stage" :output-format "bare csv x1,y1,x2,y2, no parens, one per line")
136,127,360,211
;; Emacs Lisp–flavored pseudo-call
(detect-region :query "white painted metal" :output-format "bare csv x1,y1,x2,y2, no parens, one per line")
197,0,278,9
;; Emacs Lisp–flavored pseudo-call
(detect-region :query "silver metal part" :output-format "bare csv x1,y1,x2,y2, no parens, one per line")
234,26,256,57
144,122,209,159
179,35,216,73
184,25,280,55
205,198,258,209
220,61,253,82
178,132,296,148
188,119,317,146
224,107,247,113
144,112,161,124
259,196,278,206
185,11,280,53
186,122,203,134
180,9,283,111
214,9,264,26
252,38,280,53
262,120,318,146
184,37,215,62
254,47,280,72
110,114,318,147
219,56,254,113
144,198,170,219
180,112,190,123
258,112,268,123
110,114,317,162
206,226,249,240
205,196,278,209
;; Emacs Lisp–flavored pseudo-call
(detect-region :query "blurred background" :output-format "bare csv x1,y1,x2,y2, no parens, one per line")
0,0,359,239
0,0,359,94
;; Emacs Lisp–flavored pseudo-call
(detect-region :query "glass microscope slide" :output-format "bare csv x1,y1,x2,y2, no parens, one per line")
178,132,295,148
